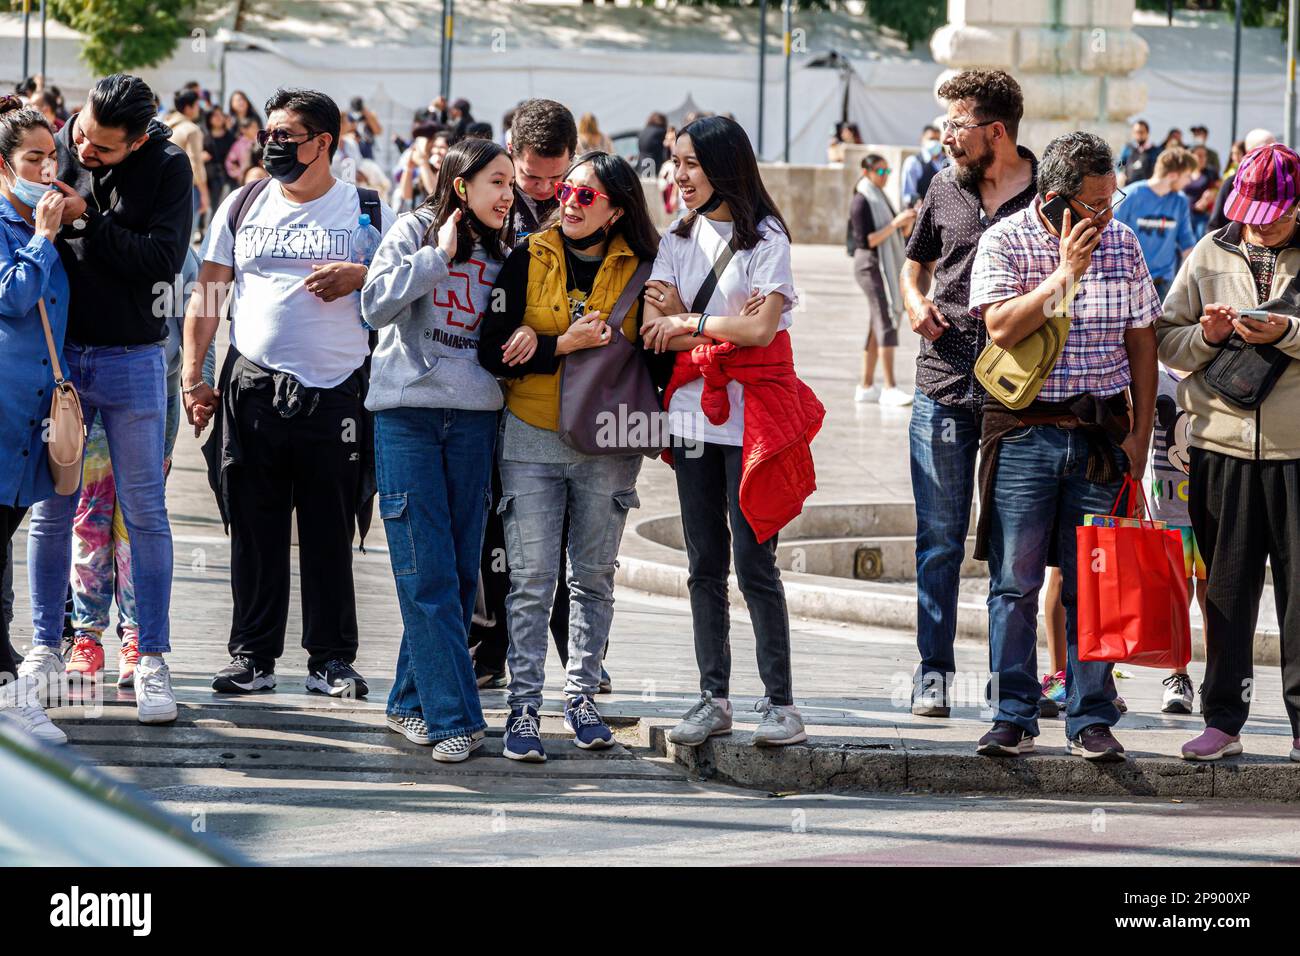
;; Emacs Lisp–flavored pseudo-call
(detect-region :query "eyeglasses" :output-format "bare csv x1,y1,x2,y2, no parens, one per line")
556,182,611,206
1073,187,1128,217
941,119,998,135
256,128,323,147
874,167,892,176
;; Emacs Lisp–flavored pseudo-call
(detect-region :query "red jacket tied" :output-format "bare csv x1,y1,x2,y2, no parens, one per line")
662,329,824,543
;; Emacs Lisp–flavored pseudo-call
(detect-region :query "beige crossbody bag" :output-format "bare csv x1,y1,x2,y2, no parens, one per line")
37,298,86,494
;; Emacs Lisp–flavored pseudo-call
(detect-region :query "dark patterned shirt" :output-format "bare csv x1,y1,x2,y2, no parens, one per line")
905,146,1038,409
1244,241,1279,303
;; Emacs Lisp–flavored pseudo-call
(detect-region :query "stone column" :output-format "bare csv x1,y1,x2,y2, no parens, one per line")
930,0,1149,155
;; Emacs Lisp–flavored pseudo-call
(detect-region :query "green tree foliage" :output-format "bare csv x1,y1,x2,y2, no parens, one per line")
9,0,196,75
1136,1,1287,29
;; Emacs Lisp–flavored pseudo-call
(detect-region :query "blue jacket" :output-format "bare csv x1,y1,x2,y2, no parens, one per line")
0,194,70,507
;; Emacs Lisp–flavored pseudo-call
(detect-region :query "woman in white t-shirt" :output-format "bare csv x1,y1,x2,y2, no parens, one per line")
641,116,824,750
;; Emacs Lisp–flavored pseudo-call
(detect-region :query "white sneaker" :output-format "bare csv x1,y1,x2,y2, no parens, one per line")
854,384,881,403
668,691,733,746
1161,673,1194,714
751,697,808,746
135,655,177,724
879,386,914,407
0,677,68,746
17,643,65,689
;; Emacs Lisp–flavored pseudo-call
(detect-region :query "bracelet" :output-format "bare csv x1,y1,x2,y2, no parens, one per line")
696,312,709,336
181,382,206,394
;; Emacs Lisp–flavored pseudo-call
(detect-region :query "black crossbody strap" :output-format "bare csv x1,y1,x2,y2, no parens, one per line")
689,235,738,314
606,261,654,338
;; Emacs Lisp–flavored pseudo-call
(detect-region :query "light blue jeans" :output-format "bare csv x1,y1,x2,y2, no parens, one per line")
499,452,642,710
27,343,173,655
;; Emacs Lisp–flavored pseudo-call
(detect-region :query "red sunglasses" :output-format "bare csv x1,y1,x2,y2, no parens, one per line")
556,182,611,206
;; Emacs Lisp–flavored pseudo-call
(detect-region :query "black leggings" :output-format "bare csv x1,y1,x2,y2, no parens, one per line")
1,504,27,684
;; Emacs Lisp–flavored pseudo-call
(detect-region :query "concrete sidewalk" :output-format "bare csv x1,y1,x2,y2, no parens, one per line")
4,245,1297,869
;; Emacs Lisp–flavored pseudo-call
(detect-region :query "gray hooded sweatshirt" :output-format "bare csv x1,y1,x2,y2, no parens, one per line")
362,209,505,412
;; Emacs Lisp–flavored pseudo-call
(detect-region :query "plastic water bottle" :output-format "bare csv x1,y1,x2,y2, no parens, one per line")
352,213,382,328
351,213,382,267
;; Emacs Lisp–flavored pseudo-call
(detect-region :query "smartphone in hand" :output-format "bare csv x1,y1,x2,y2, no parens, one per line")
1040,195,1072,235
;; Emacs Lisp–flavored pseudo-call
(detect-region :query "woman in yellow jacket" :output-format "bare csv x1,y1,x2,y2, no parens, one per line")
478,151,671,762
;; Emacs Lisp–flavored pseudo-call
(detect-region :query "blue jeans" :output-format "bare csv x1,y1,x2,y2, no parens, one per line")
376,407,496,740
28,343,173,654
987,425,1126,739
908,390,981,687
499,452,642,710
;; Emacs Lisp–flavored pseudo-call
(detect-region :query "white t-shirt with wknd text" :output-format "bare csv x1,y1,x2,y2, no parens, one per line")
204,178,395,388
650,214,797,446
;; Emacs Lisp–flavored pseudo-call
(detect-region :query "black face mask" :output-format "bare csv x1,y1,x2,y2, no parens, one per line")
563,225,608,250
262,138,320,185
696,190,723,215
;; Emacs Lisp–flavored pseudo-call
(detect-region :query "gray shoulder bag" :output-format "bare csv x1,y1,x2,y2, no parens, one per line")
558,261,665,457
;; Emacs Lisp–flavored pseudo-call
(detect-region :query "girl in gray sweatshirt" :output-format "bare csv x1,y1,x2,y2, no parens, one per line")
359,138,516,763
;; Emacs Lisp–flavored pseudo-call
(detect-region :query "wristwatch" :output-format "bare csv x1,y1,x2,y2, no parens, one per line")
70,213,89,231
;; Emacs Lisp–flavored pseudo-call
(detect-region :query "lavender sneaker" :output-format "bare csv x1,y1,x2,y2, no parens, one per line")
1181,728,1243,761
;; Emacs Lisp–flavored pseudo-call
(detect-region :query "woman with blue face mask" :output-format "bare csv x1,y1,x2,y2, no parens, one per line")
0,94,74,747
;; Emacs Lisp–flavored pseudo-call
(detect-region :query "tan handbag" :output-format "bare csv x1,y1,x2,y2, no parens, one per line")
37,298,85,495
974,280,1080,411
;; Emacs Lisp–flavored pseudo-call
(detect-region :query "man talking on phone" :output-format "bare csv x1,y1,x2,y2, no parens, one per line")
967,131,1159,761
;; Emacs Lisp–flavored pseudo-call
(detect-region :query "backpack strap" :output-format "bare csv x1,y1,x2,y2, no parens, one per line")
227,176,274,235
358,186,382,230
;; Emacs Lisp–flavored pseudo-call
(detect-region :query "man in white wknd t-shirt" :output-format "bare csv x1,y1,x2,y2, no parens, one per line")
182,88,394,701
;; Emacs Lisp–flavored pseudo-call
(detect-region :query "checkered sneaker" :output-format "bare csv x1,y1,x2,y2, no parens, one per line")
432,733,484,763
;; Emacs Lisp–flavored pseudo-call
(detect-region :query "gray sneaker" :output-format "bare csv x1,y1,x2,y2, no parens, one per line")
667,691,733,746
911,673,951,717
751,697,807,747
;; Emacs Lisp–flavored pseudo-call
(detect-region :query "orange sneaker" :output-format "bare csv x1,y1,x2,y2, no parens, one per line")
66,636,105,679
118,635,140,688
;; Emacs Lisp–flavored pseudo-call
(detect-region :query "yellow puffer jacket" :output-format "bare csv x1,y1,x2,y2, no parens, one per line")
506,226,642,431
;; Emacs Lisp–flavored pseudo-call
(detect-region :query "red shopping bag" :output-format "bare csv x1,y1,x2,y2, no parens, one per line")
1076,476,1191,669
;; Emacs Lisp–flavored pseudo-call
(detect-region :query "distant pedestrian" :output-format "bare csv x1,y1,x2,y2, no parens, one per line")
900,125,947,208
849,153,915,406
1118,119,1161,185
1114,146,1198,301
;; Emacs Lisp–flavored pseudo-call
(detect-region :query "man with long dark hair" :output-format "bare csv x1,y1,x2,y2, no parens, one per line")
23,74,191,725
184,88,394,700
899,70,1037,718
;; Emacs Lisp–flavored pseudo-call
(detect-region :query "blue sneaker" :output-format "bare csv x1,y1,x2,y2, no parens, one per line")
503,705,546,762
564,694,614,749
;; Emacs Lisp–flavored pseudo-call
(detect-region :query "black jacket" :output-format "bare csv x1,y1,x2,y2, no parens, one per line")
55,114,194,346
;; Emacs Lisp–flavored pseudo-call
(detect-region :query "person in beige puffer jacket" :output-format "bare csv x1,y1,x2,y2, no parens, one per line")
1155,143,1300,765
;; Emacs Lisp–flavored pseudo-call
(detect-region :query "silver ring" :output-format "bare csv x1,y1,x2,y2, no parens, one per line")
658,294,665,301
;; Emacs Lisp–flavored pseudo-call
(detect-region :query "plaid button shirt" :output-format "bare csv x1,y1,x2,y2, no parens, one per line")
968,200,1161,402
